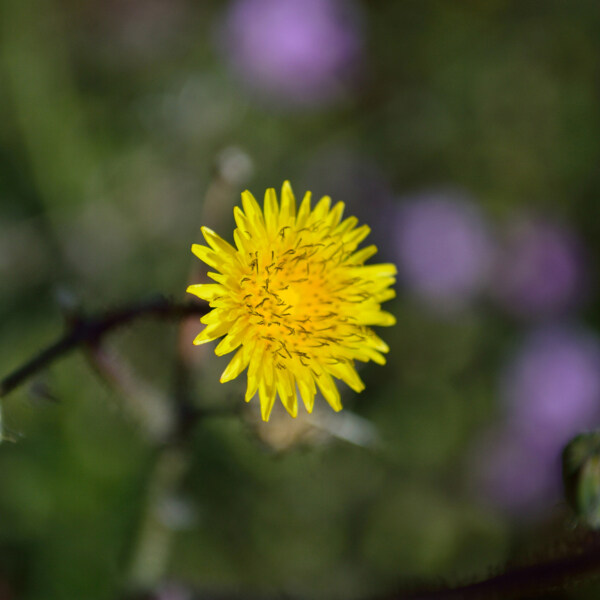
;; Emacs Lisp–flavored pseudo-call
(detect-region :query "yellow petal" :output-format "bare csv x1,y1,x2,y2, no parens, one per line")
192,330,214,345
206,271,238,287
298,378,315,413
334,216,358,236
241,190,262,218
202,226,237,256
215,322,248,356
311,196,331,222
347,245,378,265
246,344,265,402
342,224,371,251
186,284,225,302
191,244,223,270
200,308,227,325
233,205,251,231
261,353,274,387
376,289,396,302
192,319,231,345
323,201,345,230
296,191,312,227
327,362,365,393
280,181,296,223
220,346,251,383
316,370,342,412
355,346,386,365
355,311,396,327
276,370,298,418
233,229,252,255
355,263,398,278
259,376,277,421
366,332,390,353
263,187,279,236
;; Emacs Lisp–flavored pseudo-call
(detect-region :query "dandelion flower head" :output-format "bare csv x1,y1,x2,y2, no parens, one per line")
187,182,396,421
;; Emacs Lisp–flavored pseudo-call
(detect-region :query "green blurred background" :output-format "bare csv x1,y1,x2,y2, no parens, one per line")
2,1,600,598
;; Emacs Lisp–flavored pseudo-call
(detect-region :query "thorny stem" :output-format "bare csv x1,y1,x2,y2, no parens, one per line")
0,295,208,399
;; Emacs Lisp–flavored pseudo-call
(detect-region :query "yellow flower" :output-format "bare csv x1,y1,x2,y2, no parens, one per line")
187,182,396,421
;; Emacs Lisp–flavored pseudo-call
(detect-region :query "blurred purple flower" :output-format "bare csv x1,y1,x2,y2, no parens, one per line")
502,326,600,442
491,218,586,320
394,191,492,312
475,427,560,514
222,0,362,105
475,326,600,514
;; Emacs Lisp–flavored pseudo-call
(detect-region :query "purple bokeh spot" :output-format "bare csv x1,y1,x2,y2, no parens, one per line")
503,326,600,442
394,192,492,312
492,219,586,319
222,0,362,105
476,427,561,513
477,326,600,514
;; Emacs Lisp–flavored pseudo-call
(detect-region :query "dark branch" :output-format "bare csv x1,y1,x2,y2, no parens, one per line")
379,531,600,599
120,530,600,600
0,295,208,399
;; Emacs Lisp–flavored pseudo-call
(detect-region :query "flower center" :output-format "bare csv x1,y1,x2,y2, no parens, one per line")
236,238,351,365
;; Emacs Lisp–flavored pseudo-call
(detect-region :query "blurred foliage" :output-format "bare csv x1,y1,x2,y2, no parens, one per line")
1,0,600,599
